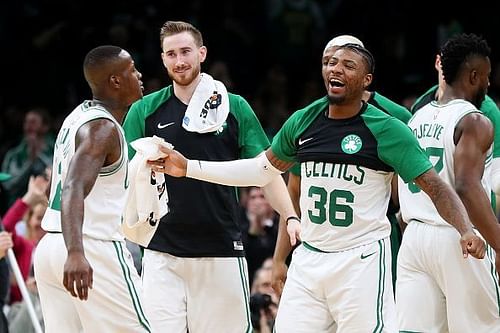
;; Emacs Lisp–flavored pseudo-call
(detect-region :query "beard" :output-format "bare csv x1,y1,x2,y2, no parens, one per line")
472,90,486,109
327,94,346,105
167,64,201,87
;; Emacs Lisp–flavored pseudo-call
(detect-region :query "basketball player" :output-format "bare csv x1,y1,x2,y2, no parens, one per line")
272,35,412,297
122,20,296,333
411,44,500,203
397,33,500,332
149,43,484,332
33,45,151,332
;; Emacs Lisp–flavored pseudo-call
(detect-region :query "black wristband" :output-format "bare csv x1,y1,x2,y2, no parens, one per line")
286,216,301,225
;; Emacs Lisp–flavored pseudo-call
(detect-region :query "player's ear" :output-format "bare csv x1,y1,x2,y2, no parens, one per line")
109,75,120,88
199,45,207,64
363,73,373,89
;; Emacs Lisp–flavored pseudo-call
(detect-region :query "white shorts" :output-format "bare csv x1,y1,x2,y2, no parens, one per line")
396,221,500,333
275,239,397,333
141,249,252,333
34,233,151,332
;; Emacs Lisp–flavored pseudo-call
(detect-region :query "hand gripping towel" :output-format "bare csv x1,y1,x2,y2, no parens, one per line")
182,73,229,133
122,136,173,247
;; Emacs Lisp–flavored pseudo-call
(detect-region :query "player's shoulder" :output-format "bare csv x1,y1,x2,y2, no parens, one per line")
363,103,413,137
130,86,173,114
226,92,258,121
410,85,438,114
291,96,328,118
480,94,500,117
370,91,411,123
73,101,113,122
363,102,395,120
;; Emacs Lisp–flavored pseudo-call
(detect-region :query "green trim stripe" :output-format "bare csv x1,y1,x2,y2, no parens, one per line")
373,239,386,333
302,241,328,253
486,245,500,316
100,145,126,176
238,258,253,333
113,241,151,332
486,151,493,163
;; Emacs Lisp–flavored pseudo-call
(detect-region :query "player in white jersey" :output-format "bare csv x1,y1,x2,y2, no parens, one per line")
397,33,500,332
148,43,484,332
33,45,151,332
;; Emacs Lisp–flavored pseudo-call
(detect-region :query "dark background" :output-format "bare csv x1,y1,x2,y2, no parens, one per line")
1,0,500,155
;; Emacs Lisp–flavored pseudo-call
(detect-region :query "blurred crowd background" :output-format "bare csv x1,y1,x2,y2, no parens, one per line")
1,1,500,331
1,0,500,209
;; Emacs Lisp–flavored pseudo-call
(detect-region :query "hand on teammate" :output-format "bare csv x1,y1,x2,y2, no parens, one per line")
63,251,93,300
460,230,485,259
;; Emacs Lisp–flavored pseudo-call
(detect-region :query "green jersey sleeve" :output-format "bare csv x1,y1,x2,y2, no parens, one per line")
270,111,303,163
229,94,270,158
122,101,146,159
122,87,172,159
481,95,500,158
364,110,432,182
372,92,412,124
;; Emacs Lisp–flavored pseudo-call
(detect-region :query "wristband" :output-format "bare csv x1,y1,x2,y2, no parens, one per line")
286,216,301,225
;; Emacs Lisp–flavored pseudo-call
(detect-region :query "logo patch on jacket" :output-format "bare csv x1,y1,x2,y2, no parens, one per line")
341,134,362,154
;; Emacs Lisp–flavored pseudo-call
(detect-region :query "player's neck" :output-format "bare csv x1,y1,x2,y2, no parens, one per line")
173,75,202,105
438,86,466,105
90,99,126,123
327,100,364,119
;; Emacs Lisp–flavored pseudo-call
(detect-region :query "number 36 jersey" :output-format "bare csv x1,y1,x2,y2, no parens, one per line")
399,99,492,227
272,97,432,252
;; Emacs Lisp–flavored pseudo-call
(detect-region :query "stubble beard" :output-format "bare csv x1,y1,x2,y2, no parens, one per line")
168,65,200,87
473,90,486,109
327,94,345,105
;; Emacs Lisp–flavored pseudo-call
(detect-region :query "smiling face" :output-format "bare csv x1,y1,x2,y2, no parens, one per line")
161,31,207,87
322,46,372,105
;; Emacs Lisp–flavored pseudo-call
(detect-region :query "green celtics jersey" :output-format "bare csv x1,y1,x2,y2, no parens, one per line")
272,97,432,251
123,86,270,257
288,91,412,176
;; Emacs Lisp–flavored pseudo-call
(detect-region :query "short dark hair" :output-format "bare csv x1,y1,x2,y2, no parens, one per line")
440,33,490,85
337,43,375,74
83,45,123,74
160,21,203,49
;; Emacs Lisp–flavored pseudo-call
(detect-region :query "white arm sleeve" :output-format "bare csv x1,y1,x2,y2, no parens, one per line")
491,158,500,195
186,152,283,187
262,175,298,219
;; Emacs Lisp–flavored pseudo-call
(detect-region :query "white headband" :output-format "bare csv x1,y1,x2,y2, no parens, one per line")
323,35,364,53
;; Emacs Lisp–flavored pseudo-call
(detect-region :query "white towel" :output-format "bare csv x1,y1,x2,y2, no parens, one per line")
122,136,173,247
182,73,229,133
